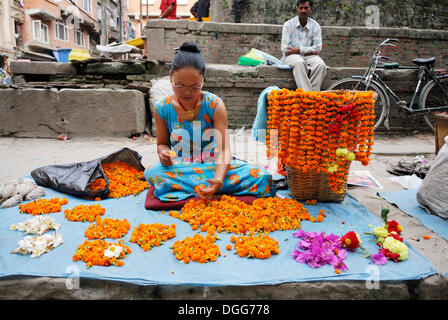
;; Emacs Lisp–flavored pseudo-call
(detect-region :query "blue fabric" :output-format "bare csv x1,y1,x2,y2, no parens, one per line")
0,185,435,286
251,86,280,142
144,158,276,202
378,189,448,242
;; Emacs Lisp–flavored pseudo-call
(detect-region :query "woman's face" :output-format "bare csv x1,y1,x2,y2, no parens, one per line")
170,67,204,103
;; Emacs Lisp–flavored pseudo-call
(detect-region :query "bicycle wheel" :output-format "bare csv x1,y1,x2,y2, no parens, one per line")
419,76,448,132
327,78,388,130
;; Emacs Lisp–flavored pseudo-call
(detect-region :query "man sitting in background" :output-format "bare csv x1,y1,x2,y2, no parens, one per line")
281,0,327,91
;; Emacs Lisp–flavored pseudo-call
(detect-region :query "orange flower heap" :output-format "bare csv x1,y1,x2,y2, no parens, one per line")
84,217,131,240
173,195,324,235
19,197,68,216
267,89,375,193
88,161,149,199
230,234,279,259
130,223,176,251
172,233,221,264
73,239,131,268
64,204,105,222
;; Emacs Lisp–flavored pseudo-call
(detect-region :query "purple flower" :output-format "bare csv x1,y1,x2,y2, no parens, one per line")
371,251,387,265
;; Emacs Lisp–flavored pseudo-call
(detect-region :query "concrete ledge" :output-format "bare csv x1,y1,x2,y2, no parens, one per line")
0,88,146,138
0,274,446,299
9,60,77,75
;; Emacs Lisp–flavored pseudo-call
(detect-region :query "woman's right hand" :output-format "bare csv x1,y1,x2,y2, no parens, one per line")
159,149,174,166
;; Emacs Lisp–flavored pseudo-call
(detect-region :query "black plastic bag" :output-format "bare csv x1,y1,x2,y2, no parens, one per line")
31,147,146,199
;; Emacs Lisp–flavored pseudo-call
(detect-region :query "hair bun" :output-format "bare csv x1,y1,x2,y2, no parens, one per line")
179,42,202,54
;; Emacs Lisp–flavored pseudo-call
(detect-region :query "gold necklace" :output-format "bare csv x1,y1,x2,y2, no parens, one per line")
176,94,200,119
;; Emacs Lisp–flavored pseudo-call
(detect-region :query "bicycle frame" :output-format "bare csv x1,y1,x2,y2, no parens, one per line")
350,39,448,114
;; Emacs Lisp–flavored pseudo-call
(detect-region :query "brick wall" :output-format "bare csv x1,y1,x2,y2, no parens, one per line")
145,20,448,69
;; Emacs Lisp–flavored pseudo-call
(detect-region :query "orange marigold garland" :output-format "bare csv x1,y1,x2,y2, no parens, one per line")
18,197,68,216
64,204,105,222
172,233,221,264
73,239,131,268
230,234,279,259
87,161,149,199
84,217,131,240
130,223,176,251
171,195,324,236
267,89,375,193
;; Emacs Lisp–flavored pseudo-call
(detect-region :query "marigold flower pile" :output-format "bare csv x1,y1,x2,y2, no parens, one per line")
87,161,149,198
130,223,176,251
267,88,375,193
230,234,279,259
72,239,131,267
172,233,221,264
18,197,68,216
64,204,105,222
170,195,325,235
84,217,131,240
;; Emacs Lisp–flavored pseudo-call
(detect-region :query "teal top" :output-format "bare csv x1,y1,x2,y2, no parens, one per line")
155,91,223,161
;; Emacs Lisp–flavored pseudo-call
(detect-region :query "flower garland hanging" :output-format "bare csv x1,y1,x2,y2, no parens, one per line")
267,89,375,194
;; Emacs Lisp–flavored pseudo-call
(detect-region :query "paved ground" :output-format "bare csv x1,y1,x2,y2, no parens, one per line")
0,132,447,299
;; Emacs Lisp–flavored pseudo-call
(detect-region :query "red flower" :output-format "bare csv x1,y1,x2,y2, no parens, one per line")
380,247,400,262
340,231,360,251
387,220,402,235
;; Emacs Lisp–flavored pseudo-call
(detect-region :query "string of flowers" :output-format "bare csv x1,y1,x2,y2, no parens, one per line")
130,223,176,252
230,234,279,259
72,239,131,268
64,204,105,222
84,217,131,240
267,88,375,193
170,195,325,235
87,161,149,199
18,197,68,216
171,233,221,264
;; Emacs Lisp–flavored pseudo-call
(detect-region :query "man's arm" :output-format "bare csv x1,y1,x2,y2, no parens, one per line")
281,22,293,56
160,3,174,18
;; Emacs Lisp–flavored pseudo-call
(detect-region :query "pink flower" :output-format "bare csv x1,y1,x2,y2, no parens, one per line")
371,251,388,265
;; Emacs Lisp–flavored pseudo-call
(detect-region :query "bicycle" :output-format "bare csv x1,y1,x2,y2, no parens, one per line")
327,38,448,132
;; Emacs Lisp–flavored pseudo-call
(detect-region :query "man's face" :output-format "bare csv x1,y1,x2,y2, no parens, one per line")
297,2,312,19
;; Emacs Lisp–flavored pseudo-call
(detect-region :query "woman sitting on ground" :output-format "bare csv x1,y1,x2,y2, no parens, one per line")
144,42,276,201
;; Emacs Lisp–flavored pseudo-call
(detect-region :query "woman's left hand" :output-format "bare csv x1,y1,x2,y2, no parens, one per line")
196,178,223,200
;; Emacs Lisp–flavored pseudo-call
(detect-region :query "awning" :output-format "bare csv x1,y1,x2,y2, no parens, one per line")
26,8,59,21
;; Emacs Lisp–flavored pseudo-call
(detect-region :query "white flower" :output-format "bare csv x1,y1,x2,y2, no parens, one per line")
104,245,123,258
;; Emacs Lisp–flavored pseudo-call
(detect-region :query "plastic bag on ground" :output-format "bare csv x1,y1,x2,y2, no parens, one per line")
416,136,448,219
31,147,145,199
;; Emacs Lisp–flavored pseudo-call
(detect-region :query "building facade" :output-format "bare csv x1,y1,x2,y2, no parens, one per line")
127,0,196,38
0,0,25,57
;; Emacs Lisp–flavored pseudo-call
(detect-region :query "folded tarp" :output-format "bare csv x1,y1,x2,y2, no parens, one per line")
379,189,448,242
0,185,436,286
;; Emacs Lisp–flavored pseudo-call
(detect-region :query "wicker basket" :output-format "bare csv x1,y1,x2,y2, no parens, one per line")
286,165,349,203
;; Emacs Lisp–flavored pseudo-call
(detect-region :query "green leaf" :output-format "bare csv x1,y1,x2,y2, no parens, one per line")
381,207,390,222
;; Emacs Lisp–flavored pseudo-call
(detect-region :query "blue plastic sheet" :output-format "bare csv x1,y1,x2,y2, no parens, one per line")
0,186,435,286
378,189,448,242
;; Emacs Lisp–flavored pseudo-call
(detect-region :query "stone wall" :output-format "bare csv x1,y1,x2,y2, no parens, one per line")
3,60,433,137
145,20,448,69
214,0,448,30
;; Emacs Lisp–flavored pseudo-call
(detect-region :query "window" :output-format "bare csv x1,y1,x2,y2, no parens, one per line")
141,0,155,5
74,29,84,46
32,20,49,43
55,20,68,41
177,0,188,5
82,0,90,13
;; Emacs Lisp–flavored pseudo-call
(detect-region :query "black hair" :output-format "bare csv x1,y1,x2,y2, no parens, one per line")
297,0,313,7
170,42,206,75
0,55,5,69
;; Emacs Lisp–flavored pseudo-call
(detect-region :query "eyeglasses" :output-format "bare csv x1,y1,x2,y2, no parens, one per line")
171,81,203,92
